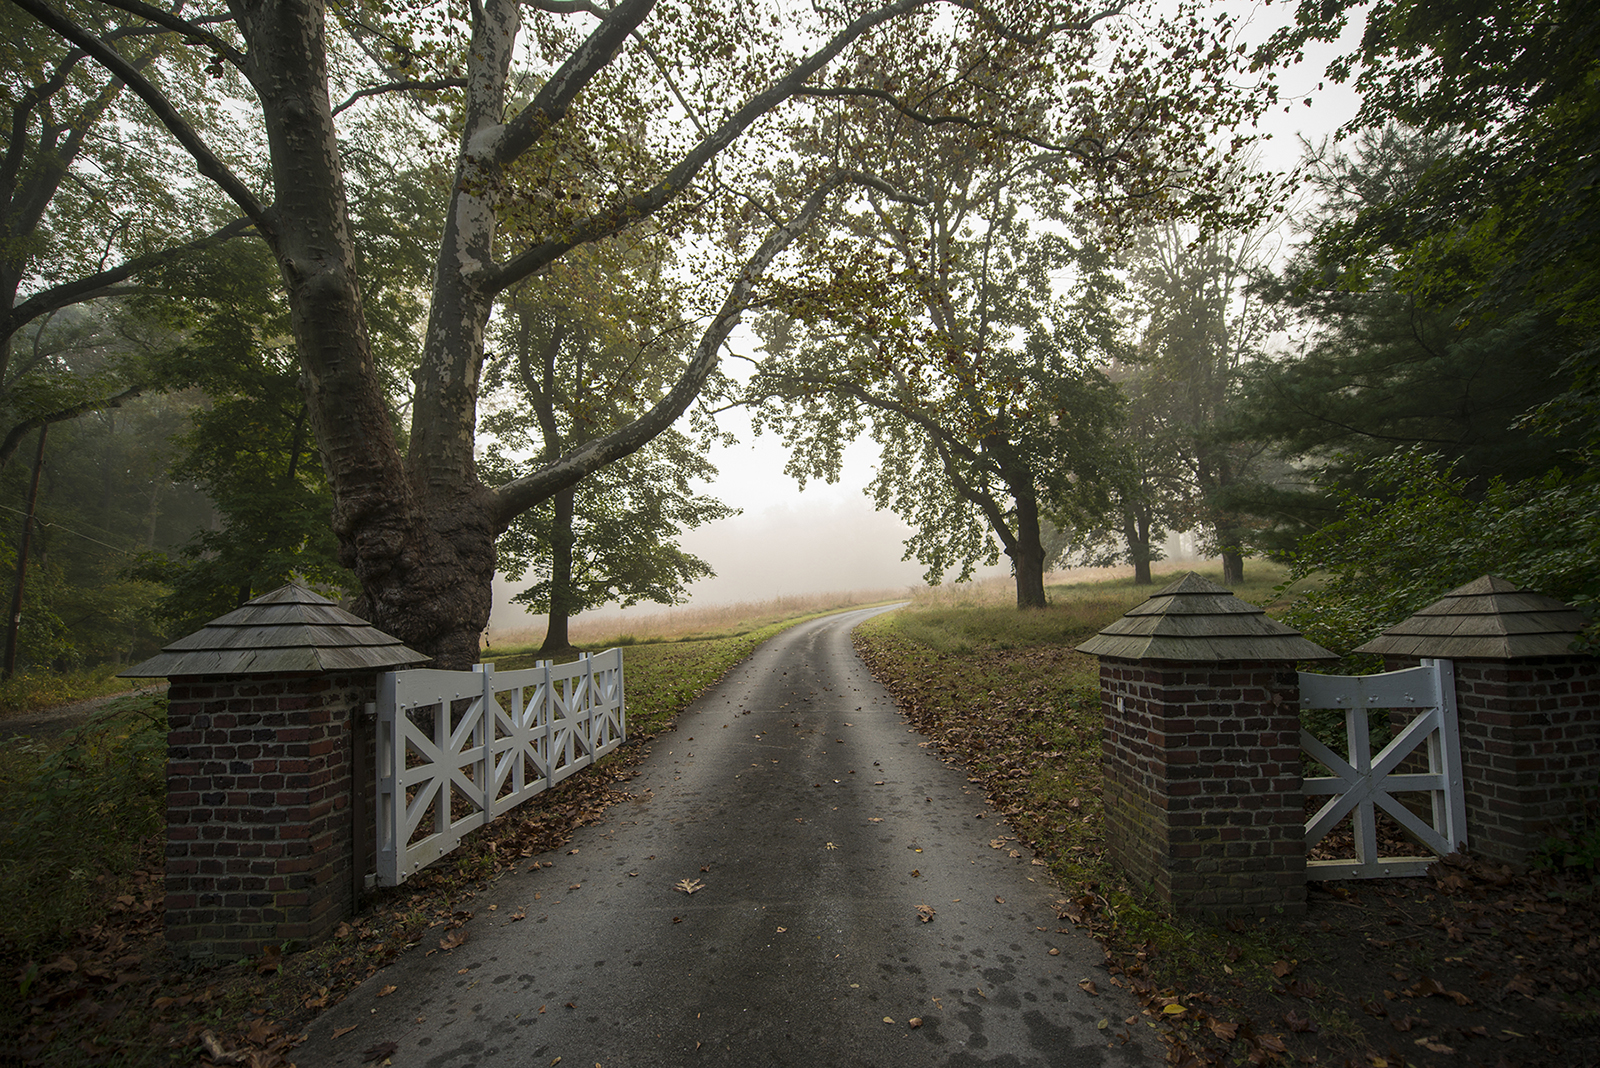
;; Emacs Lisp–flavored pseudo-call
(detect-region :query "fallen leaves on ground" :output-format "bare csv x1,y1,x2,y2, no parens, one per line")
673,878,704,895
853,627,1600,1068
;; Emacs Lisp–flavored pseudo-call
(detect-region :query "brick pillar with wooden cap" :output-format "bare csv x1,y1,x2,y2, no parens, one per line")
124,584,428,960
1354,575,1597,868
1077,573,1336,919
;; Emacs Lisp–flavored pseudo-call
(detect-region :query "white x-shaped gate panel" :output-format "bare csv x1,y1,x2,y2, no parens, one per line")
1299,659,1467,880
375,651,625,886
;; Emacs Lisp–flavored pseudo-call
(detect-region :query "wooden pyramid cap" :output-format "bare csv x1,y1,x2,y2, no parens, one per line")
123,581,432,677
1076,571,1336,662
1354,575,1586,659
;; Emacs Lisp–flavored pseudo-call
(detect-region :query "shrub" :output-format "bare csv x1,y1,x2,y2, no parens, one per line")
0,694,168,956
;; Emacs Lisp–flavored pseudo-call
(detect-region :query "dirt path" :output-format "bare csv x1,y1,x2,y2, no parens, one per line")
0,682,169,743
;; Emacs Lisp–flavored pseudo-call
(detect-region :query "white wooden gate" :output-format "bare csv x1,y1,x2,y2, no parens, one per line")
374,652,625,887
1298,658,1467,880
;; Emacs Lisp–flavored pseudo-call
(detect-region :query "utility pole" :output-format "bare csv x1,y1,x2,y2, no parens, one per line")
3,425,49,681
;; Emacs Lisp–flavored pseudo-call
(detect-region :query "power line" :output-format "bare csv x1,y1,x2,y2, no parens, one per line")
0,502,140,555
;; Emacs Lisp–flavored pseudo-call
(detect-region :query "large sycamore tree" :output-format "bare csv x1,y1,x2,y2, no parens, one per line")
11,0,1270,665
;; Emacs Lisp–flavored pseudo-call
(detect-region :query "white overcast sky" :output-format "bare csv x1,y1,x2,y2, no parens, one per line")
488,1,1366,633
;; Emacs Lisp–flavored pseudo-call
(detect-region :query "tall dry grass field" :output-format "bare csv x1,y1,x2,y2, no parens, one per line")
485,586,910,652
485,558,1242,653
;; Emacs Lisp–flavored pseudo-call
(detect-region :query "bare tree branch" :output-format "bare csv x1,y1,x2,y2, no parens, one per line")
63,0,248,72
0,382,146,470
492,0,656,165
332,78,470,116
490,170,877,525
8,0,269,224
2,216,256,344
487,0,937,294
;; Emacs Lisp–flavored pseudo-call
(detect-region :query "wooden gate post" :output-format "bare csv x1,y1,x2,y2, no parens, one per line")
1078,574,1335,920
1356,576,1598,868
125,584,427,961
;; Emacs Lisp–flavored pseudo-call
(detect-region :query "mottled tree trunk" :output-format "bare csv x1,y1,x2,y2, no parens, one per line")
229,0,501,668
540,487,578,653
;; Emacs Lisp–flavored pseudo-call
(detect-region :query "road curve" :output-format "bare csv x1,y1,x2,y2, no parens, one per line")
296,605,1154,1067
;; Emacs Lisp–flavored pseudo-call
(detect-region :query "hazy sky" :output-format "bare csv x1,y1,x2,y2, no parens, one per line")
489,3,1364,632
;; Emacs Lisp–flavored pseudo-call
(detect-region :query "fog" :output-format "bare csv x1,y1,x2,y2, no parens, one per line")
487,429,1012,634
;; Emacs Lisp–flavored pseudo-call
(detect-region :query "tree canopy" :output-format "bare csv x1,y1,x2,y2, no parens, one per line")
7,0,1280,661
1261,0,1600,438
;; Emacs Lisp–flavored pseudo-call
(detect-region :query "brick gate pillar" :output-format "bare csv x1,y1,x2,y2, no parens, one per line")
125,584,427,960
1356,576,1598,868
1078,574,1335,920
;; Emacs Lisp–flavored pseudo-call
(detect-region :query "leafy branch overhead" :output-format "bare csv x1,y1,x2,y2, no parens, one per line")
7,0,1282,665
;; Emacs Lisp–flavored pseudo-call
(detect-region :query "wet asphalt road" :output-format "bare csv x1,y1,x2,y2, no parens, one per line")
296,605,1154,1067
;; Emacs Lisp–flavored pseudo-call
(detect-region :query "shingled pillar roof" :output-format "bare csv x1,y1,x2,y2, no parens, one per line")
1354,575,1586,659
123,582,431,676
1076,572,1336,662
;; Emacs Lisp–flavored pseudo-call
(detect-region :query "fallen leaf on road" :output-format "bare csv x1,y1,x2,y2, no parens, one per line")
377,984,396,997
439,929,468,951
916,905,936,923
334,1025,358,1039
1079,979,1099,996
674,878,704,895
363,1040,399,1063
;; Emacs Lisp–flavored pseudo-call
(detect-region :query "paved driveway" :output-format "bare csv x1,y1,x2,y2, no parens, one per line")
295,605,1152,1067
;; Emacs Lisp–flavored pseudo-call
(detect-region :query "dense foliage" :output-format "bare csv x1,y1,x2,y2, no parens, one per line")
1279,450,1600,656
